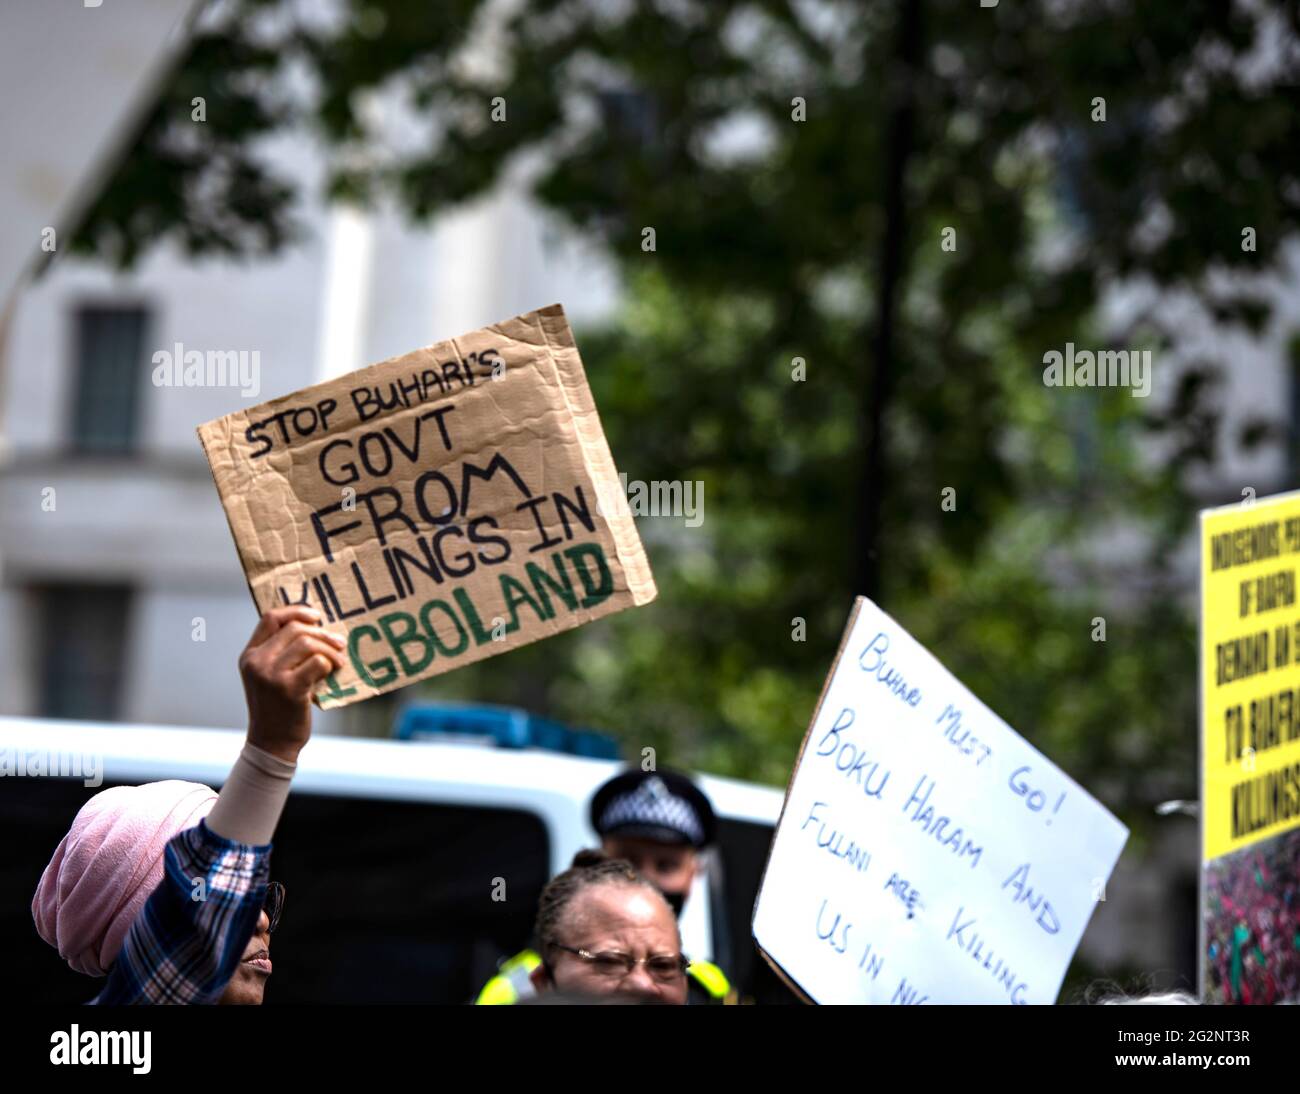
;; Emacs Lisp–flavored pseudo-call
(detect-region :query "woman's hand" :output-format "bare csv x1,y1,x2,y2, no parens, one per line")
239,607,347,763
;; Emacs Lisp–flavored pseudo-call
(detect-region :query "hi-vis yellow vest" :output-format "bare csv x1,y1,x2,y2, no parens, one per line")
474,948,733,1004
475,950,543,1006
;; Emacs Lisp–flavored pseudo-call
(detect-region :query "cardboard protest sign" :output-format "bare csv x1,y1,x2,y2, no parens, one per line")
1200,490,1300,863
197,304,656,708
752,597,1128,1005
1199,490,1300,1003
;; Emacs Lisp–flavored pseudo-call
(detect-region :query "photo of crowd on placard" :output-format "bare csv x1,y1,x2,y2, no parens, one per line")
1204,830,1300,1005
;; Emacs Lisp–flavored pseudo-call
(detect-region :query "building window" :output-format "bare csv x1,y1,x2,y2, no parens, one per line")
37,585,131,720
69,305,148,453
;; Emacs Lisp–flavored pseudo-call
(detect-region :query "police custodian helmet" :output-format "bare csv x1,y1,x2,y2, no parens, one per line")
589,768,717,849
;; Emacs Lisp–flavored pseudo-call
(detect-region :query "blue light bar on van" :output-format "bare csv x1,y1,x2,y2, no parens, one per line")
393,702,622,760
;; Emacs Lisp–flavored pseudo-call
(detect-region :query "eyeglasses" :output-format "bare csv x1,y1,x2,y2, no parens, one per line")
549,943,690,982
263,881,286,933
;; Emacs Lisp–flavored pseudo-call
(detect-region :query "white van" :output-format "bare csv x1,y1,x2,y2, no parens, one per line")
1,714,791,1003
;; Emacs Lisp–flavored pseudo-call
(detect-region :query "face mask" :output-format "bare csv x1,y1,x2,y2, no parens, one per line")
662,887,687,918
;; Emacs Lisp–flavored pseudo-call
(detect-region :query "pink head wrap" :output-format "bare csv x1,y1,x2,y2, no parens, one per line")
32,780,218,977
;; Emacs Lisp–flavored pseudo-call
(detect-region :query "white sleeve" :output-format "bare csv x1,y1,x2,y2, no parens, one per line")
206,742,298,845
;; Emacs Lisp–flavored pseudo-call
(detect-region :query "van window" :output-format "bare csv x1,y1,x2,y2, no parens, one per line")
715,817,799,1004
6,777,120,1002
266,793,549,1003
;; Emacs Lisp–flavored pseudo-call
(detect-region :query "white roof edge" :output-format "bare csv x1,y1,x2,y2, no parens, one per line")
0,716,784,824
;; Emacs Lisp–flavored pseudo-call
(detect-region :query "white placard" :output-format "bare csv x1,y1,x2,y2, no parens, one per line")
753,597,1129,1004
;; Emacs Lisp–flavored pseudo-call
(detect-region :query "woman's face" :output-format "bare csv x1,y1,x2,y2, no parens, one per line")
532,883,688,1005
219,909,272,1005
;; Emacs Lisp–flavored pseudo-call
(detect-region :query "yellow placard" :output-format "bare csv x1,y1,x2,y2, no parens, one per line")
1201,491,1300,862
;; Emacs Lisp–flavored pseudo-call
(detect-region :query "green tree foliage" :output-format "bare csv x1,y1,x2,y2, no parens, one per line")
74,1,1300,844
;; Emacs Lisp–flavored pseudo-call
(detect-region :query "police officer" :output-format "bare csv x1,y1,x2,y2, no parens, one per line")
475,767,734,1005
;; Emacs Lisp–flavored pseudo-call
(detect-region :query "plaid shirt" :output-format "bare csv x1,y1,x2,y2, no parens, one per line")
93,819,271,1005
